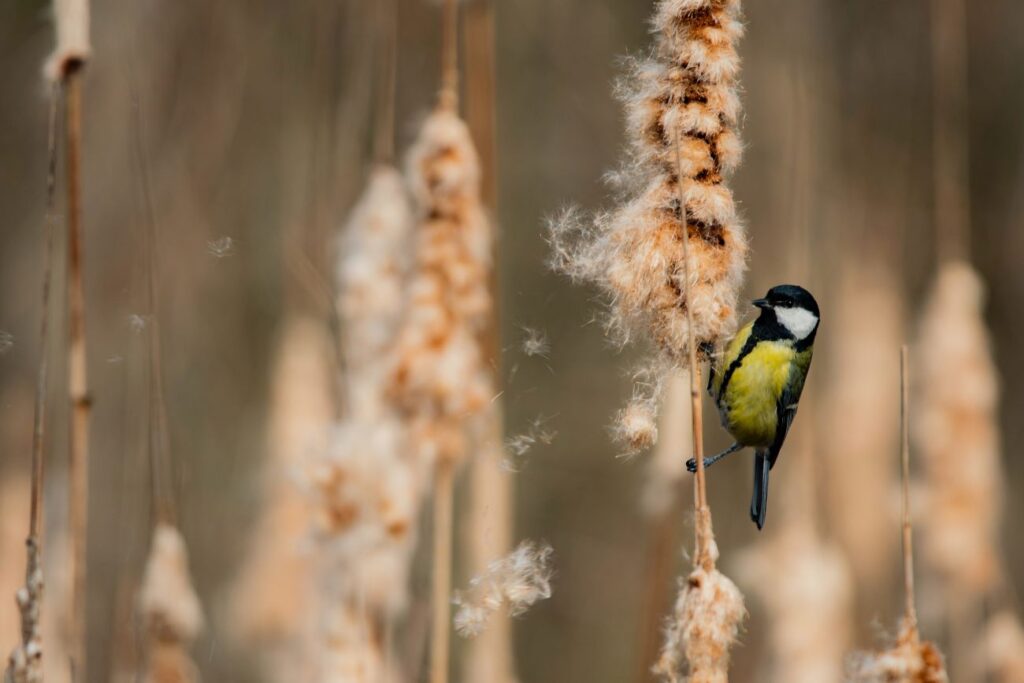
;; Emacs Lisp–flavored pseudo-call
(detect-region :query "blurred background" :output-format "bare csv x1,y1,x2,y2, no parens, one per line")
1,0,1023,681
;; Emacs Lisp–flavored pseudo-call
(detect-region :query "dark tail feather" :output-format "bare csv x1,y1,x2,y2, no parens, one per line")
750,452,770,530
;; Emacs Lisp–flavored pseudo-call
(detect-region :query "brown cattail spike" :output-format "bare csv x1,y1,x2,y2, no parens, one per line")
549,0,746,452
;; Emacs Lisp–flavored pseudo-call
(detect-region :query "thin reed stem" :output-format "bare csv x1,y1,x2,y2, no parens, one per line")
900,345,918,630
439,0,458,111
674,130,711,571
64,67,91,680
129,81,176,526
30,83,60,549
431,459,455,683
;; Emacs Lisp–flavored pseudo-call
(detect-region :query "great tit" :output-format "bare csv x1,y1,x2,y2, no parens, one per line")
687,284,820,530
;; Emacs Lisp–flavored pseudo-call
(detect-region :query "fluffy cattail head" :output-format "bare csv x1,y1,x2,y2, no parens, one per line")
549,0,747,366
138,525,204,683
654,565,746,683
389,108,494,465
44,0,90,81
308,420,421,619
848,619,948,683
338,166,414,418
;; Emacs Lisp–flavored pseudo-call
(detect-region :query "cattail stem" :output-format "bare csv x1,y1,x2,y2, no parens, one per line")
930,0,970,264
431,459,455,683
439,0,459,111
64,67,91,680
900,344,918,631
674,130,712,571
373,0,398,164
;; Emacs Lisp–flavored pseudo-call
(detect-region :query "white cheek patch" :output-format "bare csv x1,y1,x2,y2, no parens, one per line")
775,306,819,340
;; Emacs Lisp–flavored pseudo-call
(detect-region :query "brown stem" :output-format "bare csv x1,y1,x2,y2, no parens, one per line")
430,458,455,683
65,66,91,680
438,0,459,111
373,0,398,164
930,0,970,264
673,130,712,571
900,345,918,631
129,81,176,526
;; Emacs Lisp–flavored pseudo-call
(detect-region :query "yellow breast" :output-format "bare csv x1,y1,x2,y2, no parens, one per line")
718,340,797,447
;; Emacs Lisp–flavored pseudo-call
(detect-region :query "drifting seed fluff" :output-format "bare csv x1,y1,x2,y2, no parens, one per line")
549,0,747,371
848,619,948,683
735,522,853,683
390,108,493,465
453,541,554,638
138,524,204,683
520,327,550,358
654,556,746,683
913,262,1002,598
338,166,413,417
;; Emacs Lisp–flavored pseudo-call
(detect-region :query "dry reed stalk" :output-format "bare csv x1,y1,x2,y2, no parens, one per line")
549,0,747,452
229,317,333,680
848,349,948,683
462,2,516,680
5,86,60,683
51,0,92,669
137,525,203,683
651,120,745,683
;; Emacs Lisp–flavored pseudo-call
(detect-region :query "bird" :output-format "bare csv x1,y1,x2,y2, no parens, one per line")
687,284,820,530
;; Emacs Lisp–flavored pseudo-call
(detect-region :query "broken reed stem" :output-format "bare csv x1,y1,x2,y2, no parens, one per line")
675,130,711,571
5,82,61,683
439,0,458,111
900,345,918,630
64,67,91,680
30,85,60,543
431,460,455,683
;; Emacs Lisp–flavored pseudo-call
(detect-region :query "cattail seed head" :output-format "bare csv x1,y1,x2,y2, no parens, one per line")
654,566,746,683
389,108,494,466
338,166,414,420
138,525,204,683
550,0,747,368
848,619,948,683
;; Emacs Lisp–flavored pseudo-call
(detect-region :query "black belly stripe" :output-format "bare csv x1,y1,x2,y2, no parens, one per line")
716,333,760,403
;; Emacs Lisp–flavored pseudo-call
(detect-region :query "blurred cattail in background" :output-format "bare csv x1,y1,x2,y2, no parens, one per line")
848,349,948,683
137,524,204,683
913,263,1005,676
821,266,902,601
229,317,334,680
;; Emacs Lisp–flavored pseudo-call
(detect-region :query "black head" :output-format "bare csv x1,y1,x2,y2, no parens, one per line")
752,284,820,344
753,284,819,317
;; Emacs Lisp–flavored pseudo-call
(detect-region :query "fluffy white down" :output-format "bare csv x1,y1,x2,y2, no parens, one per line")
775,306,818,340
